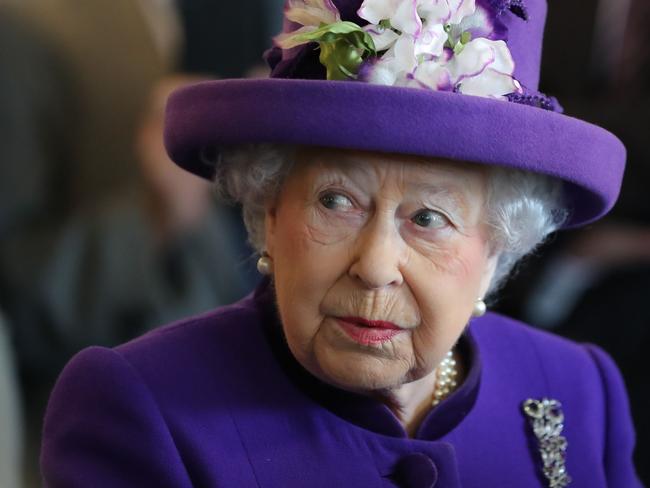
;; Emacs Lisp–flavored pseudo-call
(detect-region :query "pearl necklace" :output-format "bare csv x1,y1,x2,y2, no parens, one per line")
431,351,458,406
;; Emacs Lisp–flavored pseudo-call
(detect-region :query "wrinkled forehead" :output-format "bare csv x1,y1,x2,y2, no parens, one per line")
293,146,489,201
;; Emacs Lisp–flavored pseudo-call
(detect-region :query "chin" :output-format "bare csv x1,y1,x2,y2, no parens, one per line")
314,346,409,393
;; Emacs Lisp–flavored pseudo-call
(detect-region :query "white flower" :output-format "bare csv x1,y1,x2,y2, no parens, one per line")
364,18,445,56
412,38,521,98
358,0,476,38
405,51,453,90
446,3,499,44
361,23,446,84
363,23,400,51
417,0,476,25
364,35,419,85
274,0,522,100
415,20,447,58
357,0,474,84
358,0,423,36
448,38,521,98
357,0,520,99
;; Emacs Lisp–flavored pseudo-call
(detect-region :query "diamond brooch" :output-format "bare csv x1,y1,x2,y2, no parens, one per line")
522,398,571,487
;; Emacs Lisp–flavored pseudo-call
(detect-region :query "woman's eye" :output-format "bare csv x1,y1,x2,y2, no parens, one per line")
411,209,449,229
319,192,353,210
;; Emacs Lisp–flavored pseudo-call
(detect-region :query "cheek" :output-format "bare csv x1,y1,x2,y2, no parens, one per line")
271,204,356,355
405,237,489,362
273,205,354,292
409,236,487,294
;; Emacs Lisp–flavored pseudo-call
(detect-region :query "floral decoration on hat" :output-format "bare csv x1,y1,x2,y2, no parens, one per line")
274,0,531,100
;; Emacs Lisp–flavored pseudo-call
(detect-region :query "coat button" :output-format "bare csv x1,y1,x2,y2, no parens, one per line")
393,452,438,488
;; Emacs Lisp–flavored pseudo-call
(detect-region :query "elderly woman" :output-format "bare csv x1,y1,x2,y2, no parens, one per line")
41,0,642,486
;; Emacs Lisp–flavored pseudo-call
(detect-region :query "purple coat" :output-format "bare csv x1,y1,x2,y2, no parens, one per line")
41,280,643,487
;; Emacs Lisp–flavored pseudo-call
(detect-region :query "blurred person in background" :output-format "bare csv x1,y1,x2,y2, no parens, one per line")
494,0,650,482
0,0,280,484
0,310,23,488
0,7,72,486
0,0,176,388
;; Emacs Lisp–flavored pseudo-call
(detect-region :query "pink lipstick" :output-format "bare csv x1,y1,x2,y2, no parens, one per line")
336,316,405,346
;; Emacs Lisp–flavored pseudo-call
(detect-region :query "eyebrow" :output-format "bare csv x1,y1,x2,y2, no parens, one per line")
313,153,475,209
410,182,469,207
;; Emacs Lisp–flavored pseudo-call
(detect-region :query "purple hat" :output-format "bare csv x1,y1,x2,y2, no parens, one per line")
164,0,626,227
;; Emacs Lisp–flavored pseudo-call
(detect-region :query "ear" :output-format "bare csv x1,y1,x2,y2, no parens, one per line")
478,253,499,299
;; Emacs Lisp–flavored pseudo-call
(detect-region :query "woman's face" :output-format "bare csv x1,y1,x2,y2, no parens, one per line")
265,147,496,393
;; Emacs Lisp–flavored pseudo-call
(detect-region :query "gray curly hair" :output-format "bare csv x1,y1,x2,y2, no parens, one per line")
212,144,567,295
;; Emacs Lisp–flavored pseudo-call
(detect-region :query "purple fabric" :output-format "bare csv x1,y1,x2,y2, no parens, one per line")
164,79,625,227
506,0,545,90
41,281,643,487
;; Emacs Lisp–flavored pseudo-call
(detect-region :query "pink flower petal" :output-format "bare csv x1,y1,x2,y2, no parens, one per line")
286,0,340,26
274,25,318,49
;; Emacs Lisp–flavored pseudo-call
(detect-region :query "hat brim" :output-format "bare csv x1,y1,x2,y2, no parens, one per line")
164,78,626,228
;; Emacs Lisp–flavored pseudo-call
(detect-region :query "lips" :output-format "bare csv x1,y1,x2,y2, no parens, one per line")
336,316,405,346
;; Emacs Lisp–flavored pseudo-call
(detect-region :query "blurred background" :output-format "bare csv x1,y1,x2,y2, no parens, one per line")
0,0,648,486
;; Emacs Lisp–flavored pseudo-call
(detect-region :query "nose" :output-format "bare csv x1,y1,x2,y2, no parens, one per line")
348,213,405,289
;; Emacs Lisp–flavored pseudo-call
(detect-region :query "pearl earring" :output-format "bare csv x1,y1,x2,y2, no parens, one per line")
472,298,487,317
256,254,273,275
